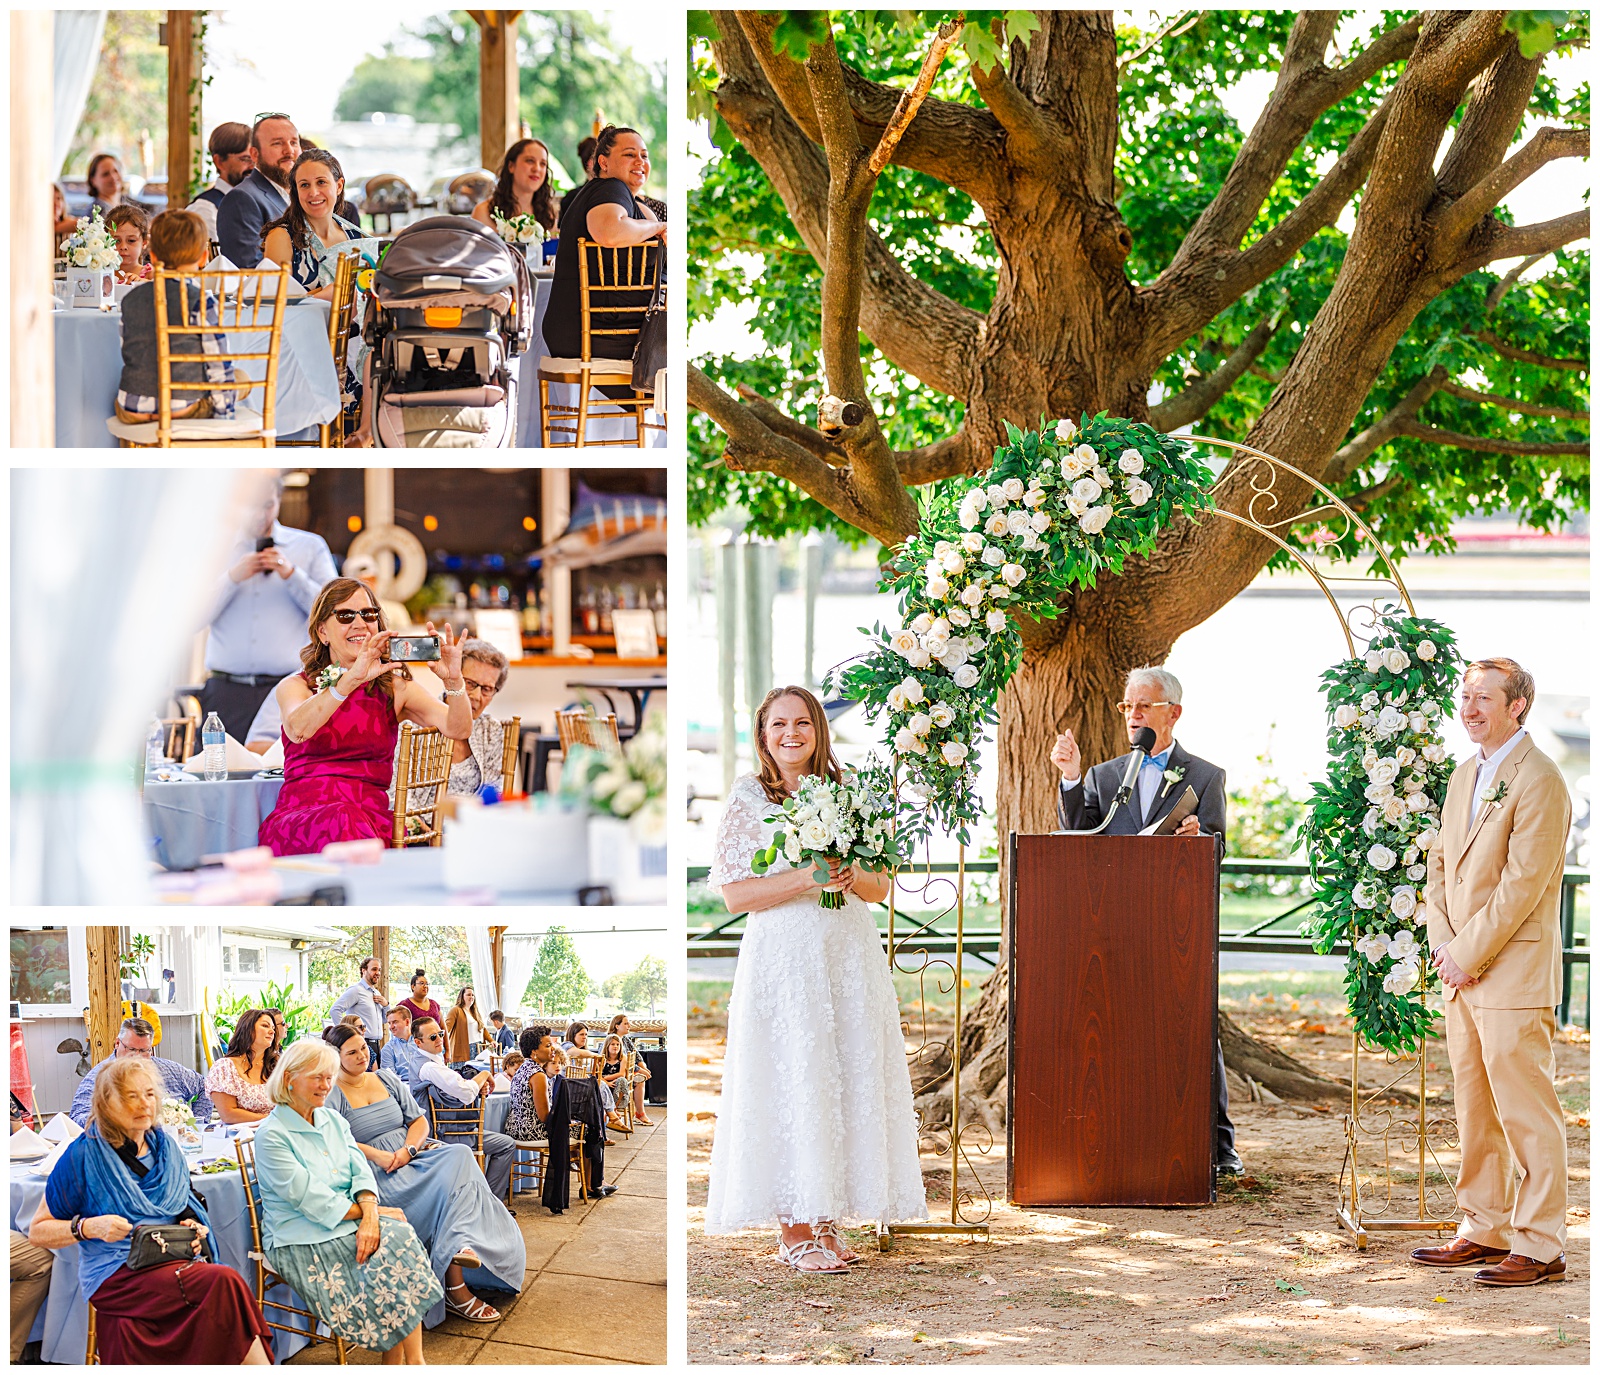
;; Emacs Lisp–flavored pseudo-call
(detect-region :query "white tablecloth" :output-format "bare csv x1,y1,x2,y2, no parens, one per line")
53,299,341,447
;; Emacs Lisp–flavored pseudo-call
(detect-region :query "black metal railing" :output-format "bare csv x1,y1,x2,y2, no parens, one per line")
687,859,1591,1027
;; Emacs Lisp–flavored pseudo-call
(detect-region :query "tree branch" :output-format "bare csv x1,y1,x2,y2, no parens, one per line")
689,367,849,501
1149,314,1282,432
1323,368,1447,486
1458,208,1592,273
1390,418,1591,457
869,17,963,176
732,385,850,464
894,427,984,486
1436,378,1588,422
1484,252,1549,313
1434,125,1590,246
1474,329,1589,373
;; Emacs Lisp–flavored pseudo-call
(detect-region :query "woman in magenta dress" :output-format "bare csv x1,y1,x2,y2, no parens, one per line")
259,578,472,857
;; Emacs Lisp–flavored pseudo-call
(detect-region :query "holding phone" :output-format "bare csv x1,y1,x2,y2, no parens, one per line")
387,635,441,663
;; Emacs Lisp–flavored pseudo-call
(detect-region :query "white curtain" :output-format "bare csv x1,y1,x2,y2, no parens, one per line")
53,11,107,174
465,926,498,1014
11,470,260,904
499,933,541,1019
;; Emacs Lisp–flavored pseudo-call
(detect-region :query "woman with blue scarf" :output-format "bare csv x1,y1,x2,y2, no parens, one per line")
28,1057,272,1363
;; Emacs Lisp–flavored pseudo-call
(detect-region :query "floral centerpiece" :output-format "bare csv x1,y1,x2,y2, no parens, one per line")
1303,610,1464,1051
159,1095,203,1150
61,208,119,309
562,716,666,845
750,762,912,908
492,212,546,254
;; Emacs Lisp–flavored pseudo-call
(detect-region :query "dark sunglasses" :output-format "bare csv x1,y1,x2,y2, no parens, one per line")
329,609,381,625
254,111,293,124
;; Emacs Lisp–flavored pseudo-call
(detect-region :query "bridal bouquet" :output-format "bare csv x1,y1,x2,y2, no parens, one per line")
62,209,119,270
750,763,910,908
491,212,545,246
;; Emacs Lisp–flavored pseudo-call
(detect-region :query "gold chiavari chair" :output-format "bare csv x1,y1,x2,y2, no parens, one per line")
279,250,361,448
393,721,452,846
496,714,522,793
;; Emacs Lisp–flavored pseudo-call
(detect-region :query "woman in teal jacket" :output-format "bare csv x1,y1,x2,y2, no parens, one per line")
254,1038,442,1361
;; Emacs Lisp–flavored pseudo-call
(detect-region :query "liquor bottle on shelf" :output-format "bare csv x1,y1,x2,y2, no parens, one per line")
599,584,616,634
579,587,599,634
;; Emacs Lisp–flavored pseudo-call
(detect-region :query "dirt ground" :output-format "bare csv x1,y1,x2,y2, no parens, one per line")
686,1001,1589,1365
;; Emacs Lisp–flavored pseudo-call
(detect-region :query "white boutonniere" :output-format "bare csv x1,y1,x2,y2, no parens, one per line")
1160,765,1185,800
1485,780,1509,811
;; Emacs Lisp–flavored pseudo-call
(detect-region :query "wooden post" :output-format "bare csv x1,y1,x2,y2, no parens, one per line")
85,928,124,1066
164,11,199,209
371,926,391,1041
10,10,54,446
470,10,523,173
489,926,506,1010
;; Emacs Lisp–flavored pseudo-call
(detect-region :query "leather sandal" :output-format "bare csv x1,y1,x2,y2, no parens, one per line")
775,1238,849,1273
813,1220,861,1264
445,1283,501,1323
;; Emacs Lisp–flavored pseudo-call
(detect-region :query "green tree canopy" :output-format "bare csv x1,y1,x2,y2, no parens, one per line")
523,928,595,1016
601,954,668,1016
65,10,167,178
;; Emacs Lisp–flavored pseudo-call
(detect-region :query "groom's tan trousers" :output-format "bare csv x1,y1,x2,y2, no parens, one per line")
1443,999,1567,1262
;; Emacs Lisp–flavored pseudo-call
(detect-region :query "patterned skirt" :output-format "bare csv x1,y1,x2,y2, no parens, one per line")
265,1217,442,1352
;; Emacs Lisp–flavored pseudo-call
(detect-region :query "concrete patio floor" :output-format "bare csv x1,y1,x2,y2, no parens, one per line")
287,1112,668,1365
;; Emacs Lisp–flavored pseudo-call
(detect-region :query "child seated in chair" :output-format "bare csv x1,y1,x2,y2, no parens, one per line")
105,204,154,285
115,209,237,424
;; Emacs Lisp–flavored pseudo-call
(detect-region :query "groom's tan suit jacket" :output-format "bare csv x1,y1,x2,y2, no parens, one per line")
1424,735,1568,1008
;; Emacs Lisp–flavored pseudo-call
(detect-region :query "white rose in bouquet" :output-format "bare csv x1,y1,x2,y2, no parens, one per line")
930,702,956,728
982,545,1006,567
1361,691,1380,710
799,818,831,848
905,646,932,669
1071,476,1103,506
898,676,925,706
952,664,980,688
1000,562,1026,587
1029,510,1052,532
1002,477,1025,501
985,513,1009,538
1364,651,1383,672
1124,477,1154,507
1368,757,1401,786
1382,796,1409,825
1395,745,1416,766
961,531,986,553
1416,639,1437,661
926,574,951,600
986,608,1008,633
1118,448,1145,475
941,741,970,766
1333,703,1360,728
1355,933,1390,964
1415,825,1439,851
1384,648,1410,673
890,629,919,658
1389,888,1418,921
1375,705,1407,737
1054,417,1078,441
1383,961,1421,995
1367,843,1397,871
1079,505,1112,535
1406,864,1427,881
959,582,986,608
908,712,932,737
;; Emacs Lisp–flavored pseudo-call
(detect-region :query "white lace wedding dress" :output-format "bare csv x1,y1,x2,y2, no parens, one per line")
704,772,928,1233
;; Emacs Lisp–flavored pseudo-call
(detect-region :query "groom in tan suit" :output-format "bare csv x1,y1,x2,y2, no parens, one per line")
1412,658,1570,1285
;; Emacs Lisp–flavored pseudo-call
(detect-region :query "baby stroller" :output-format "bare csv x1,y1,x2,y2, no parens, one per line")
364,216,533,447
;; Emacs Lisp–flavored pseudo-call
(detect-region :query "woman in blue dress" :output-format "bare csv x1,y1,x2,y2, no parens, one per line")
322,1024,522,1326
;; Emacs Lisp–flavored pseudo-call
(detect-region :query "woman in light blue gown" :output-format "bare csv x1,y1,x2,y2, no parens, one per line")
323,1024,524,1326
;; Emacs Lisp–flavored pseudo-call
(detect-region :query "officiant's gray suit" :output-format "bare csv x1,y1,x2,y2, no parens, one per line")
1055,737,1236,1162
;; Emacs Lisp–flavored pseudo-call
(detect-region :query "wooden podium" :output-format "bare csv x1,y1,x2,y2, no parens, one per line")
1008,832,1221,1207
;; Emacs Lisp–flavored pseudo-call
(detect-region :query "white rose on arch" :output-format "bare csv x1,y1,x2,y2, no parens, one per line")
952,664,979,689
1389,887,1418,921
1383,960,1421,996
1118,448,1145,475
1030,510,1052,532
887,687,908,712
923,633,950,659
1367,844,1398,871
1375,705,1407,737
907,712,932,738
1364,651,1383,672
911,612,933,634
926,574,950,600
941,741,970,767
946,607,971,628
1071,476,1103,506
1352,881,1379,909
1054,417,1078,442
959,583,987,608
986,609,1008,633
940,549,966,574
1384,648,1410,673
1354,933,1390,964
960,531,985,554
1001,563,1027,587
904,645,932,669
986,483,1008,507
1382,796,1409,825
1333,703,1360,728
1417,639,1437,661
1124,476,1154,507
981,544,1005,567
1415,825,1439,851
1367,757,1401,786
898,677,925,706
1002,477,1025,501
984,513,1009,538
930,702,956,728
1079,505,1112,535
1092,465,1114,489
889,629,919,658
894,727,925,755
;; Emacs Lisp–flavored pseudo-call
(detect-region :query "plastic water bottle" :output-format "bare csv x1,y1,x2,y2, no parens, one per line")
144,719,167,777
202,712,227,782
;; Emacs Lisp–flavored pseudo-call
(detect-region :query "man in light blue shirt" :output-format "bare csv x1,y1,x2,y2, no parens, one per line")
328,956,389,1069
69,1018,213,1125
380,1005,425,1091
200,475,339,740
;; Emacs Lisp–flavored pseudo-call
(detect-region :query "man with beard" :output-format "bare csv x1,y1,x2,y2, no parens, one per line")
216,113,300,267
185,121,255,243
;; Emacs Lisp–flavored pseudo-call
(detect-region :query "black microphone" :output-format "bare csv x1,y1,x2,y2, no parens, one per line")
1110,726,1159,809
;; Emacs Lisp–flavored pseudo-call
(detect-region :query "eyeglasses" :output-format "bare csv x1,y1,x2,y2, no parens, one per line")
1116,701,1173,715
463,678,499,698
329,609,382,625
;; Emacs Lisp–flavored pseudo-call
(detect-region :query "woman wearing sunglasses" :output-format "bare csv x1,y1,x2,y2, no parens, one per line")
259,578,470,856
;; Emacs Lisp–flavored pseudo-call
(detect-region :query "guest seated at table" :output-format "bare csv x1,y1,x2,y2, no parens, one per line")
186,121,255,243
397,968,443,1031
86,152,129,217
380,1005,425,1090
253,1039,441,1363
410,1016,517,1201
445,987,489,1065
563,1022,617,1122
29,1057,273,1364
499,1051,524,1078
52,182,79,251
451,641,513,796
257,580,471,857
611,1012,655,1127
114,210,238,425
506,1027,558,1146
323,1025,522,1325
70,1016,213,1126
542,125,665,395
217,114,298,268
106,204,154,285
472,138,557,236
205,1007,279,1125
599,1033,630,1133
10,1227,52,1363
261,149,363,300
489,1010,516,1053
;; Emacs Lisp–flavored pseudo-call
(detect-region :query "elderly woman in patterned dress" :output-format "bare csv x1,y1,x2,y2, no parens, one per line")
252,1039,441,1362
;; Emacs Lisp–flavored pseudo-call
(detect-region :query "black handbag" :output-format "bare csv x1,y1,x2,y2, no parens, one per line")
631,263,667,393
125,1222,212,1271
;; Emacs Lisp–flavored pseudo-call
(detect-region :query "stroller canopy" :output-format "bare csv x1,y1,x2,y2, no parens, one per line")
375,215,523,303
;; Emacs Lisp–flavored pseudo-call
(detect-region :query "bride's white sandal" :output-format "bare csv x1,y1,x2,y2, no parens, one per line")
776,1238,849,1273
813,1221,862,1264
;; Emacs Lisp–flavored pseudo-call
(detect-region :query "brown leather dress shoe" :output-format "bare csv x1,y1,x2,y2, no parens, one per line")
1472,1253,1566,1286
1410,1237,1511,1267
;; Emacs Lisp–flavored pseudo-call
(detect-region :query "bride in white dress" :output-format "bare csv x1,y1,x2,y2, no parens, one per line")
704,685,928,1272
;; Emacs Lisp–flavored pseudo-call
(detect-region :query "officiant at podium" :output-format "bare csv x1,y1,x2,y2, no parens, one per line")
1050,664,1242,1174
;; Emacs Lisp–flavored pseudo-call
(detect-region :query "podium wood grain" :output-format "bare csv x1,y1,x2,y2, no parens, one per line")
1008,832,1219,1206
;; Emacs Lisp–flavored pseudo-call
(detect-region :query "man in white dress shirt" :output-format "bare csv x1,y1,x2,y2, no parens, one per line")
327,956,388,1068
184,122,255,243
412,1016,517,1203
200,474,339,740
